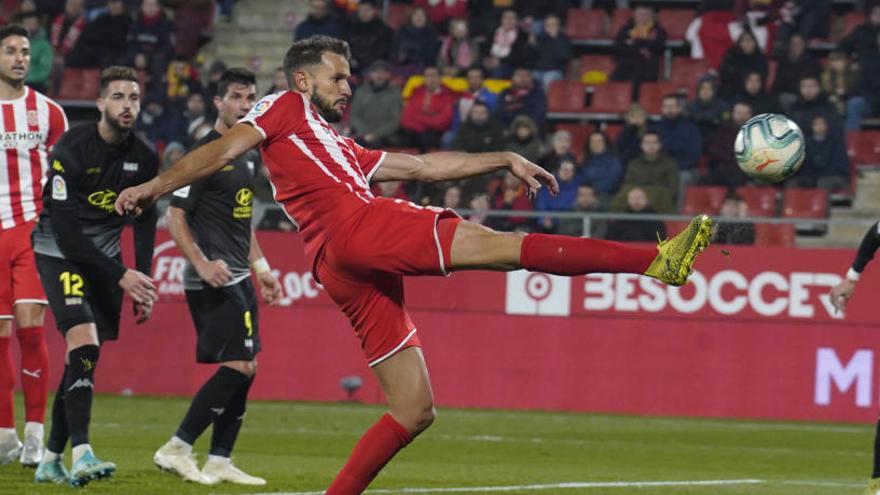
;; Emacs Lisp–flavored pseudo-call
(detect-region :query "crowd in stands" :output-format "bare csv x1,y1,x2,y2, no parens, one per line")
4,0,880,244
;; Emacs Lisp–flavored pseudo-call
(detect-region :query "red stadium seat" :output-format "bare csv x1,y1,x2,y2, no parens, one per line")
847,131,880,167
555,123,594,161
578,54,615,78
735,187,778,217
610,9,633,37
565,9,607,40
754,223,795,247
682,186,728,215
55,68,101,101
587,82,632,114
638,81,687,114
668,57,712,89
602,123,623,143
547,81,587,113
664,220,690,238
782,188,828,219
658,9,695,41
385,2,412,31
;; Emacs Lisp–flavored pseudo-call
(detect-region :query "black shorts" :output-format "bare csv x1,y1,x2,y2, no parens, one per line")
35,253,123,343
185,277,260,364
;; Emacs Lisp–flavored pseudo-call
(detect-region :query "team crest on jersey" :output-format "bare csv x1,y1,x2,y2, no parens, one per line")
52,176,66,200
27,110,38,127
123,162,139,174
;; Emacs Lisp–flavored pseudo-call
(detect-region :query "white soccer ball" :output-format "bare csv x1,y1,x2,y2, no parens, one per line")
734,113,805,183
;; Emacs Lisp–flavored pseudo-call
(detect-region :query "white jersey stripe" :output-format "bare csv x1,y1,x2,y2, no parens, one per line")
301,99,371,193
12,100,34,221
36,94,51,188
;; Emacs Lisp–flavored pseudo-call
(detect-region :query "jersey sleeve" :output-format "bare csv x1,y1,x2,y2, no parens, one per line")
346,138,386,183
239,91,297,144
45,98,69,149
169,179,205,212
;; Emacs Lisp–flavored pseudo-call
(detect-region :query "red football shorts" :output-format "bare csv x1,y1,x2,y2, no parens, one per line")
0,221,48,319
316,198,461,367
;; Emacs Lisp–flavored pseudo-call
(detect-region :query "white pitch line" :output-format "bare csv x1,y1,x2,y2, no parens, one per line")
241,478,765,495
779,480,863,488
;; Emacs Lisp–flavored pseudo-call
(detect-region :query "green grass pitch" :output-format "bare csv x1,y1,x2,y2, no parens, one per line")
0,393,869,494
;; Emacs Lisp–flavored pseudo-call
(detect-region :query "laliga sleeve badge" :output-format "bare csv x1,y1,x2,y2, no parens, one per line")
52,175,67,200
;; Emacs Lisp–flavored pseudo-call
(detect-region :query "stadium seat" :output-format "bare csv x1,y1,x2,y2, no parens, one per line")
55,68,101,101
664,220,690,238
587,82,632,114
658,9,696,41
754,223,795,247
682,186,728,215
602,123,623,143
578,54,615,79
565,9,607,40
668,57,712,89
555,123,594,161
547,81,587,113
638,81,687,114
610,9,633,37
782,188,828,219
735,187,778,217
847,131,880,167
385,3,412,31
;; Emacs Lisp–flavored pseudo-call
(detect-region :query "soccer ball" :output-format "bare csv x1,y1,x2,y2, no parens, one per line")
734,113,805,183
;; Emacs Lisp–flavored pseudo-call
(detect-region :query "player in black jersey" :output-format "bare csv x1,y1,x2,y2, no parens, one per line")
152,68,281,486
831,223,880,495
30,66,158,487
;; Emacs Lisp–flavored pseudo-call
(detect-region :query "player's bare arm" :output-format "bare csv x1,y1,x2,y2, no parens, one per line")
830,221,880,313
114,123,263,215
375,151,560,198
166,206,232,288
248,230,282,306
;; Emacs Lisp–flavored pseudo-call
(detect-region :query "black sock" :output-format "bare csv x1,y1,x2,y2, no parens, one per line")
210,375,254,457
65,345,99,448
175,366,250,445
46,366,69,454
873,419,880,478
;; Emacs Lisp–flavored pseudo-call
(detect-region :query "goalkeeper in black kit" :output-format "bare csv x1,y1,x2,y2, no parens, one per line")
830,222,880,495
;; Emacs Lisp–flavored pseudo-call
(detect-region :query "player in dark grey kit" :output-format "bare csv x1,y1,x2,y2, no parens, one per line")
152,69,281,486
31,66,158,487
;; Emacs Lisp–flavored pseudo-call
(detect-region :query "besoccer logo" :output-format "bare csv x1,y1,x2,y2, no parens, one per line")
505,271,571,316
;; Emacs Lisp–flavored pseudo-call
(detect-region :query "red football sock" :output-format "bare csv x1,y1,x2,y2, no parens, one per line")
520,234,657,276
0,336,14,428
326,413,413,495
17,327,48,424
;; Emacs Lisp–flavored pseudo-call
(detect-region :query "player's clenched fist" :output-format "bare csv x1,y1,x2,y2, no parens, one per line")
119,269,157,305
196,259,232,288
830,278,856,314
257,270,282,306
115,182,157,216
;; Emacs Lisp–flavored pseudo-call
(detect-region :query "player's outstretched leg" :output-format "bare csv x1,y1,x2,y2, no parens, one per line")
35,366,70,484
201,365,264,485
0,322,22,465
326,347,432,495
17,320,50,467
154,364,251,485
449,215,713,286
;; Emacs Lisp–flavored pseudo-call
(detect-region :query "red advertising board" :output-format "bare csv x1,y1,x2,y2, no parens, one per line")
17,230,880,423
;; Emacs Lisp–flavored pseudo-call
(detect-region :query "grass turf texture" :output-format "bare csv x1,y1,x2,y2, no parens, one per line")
0,394,868,494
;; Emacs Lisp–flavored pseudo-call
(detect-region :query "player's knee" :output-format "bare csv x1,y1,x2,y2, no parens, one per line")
0,319,11,337
13,303,45,327
411,402,436,433
64,324,99,351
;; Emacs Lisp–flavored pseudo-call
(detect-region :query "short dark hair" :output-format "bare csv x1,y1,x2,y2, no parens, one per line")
100,66,139,94
0,25,28,45
466,65,485,78
217,68,256,98
662,93,680,103
15,12,40,23
642,130,661,141
283,35,350,82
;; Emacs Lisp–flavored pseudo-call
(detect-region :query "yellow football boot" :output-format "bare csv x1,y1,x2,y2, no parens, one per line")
644,214,713,287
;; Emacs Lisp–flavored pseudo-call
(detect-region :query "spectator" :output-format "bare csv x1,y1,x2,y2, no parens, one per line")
616,103,650,166
536,160,582,233
203,60,227,99
772,33,820,108
581,131,624,201
490,171,533,232
734,70,782,115
539,129,576,175
789,115,850,190
136,99,178,145
719,30,768,98
17,11,53,94
437,18,479,77
164,55,200,106
346,0,392,74
453,101,506,153
414,0,467,31
349,60,402,148
496,67,547,135
505,115,544,164
467,192,492,226
162,141,186,170
839,5,880,61
821,51,859,115
171,0,213,59
401,66,457,152
844,34,880,132
614,132,679,214
686,77,726,147
705,101,754,188
655,94,702,186
66,0,130,68
441,185,463,210
294,0,344,41
790,75,841,135
168,91,208,146
531,14,571,92
713,193,755,245
792,0,831,41
391,7,440,77
446,66,498,145
49,0,85,89
606,187,667,242
127,0,174,89
266,66,290,95
373,181,410,200
611,6,667,83
558,185,605,238
485,9,531,78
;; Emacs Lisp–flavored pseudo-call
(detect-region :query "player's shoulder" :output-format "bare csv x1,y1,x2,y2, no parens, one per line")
129,132,159,166
29,87,63,110
249,90,305,119
191,129,222,150
54,123,95,151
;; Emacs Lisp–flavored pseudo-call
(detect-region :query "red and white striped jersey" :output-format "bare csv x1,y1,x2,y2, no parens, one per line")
0,86,68,230
241,91,384,252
